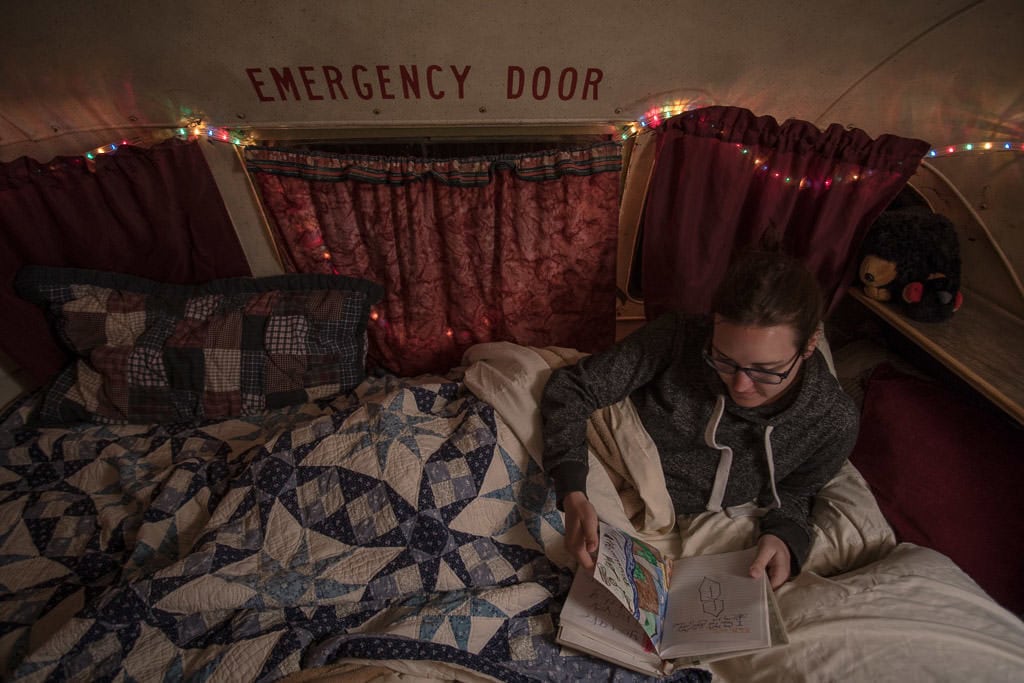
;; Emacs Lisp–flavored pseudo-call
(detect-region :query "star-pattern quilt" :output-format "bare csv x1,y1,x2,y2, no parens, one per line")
0,369,708,683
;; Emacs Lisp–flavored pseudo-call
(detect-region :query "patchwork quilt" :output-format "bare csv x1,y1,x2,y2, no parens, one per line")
0,368,708,682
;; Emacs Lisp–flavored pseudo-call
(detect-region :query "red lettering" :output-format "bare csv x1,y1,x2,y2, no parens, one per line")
449,65,471,99
506,66,524,99
582,68,603,100
298,66,323,101
426,65,444,99
531,66,551,100
246,68,274,102
399,65,420,99
248,63,491,102
557,67,578,101
322,66,349,99
352,65,372,99
376,65,394,100
270,67,300,101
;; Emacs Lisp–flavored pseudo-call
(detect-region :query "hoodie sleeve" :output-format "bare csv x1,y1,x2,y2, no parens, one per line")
759,392,860,576
540,313,682,507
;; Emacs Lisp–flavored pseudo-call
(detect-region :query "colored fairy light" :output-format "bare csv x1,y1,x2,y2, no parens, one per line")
619,98,708,138
726,134,1024,191
618,102,1023,165
78,119,254,160
924,140,1023,158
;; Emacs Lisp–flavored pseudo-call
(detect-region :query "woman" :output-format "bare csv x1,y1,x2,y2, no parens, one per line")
541,251,859,589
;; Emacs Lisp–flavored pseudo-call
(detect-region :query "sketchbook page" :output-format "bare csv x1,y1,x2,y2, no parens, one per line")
557,568,664,675
592,521,672,649
672,584,789,667
659,547,770,659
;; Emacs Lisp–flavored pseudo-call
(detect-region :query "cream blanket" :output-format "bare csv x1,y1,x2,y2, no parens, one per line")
463,341,676,552
462,341,1024,682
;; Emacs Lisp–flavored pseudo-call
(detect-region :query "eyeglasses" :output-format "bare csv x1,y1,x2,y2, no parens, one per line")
702,345,803,385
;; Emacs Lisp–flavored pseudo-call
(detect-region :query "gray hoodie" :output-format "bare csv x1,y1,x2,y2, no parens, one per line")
541,313,860,575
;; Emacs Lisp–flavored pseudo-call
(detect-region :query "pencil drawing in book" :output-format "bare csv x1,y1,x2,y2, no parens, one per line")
556,522,781,674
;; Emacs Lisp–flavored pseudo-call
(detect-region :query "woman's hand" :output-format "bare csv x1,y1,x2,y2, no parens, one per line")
562,491,599,570
749,533,791,589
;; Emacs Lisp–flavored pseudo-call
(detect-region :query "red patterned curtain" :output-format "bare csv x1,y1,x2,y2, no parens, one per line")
0,139,250,385
245,142,621,376
642,106,931,319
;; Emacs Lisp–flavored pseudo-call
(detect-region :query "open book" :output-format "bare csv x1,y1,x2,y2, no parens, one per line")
556,522,788,676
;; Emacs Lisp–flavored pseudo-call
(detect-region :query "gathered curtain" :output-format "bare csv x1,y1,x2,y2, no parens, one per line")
246,142,621,376
641,106,932,319
0,139,250,385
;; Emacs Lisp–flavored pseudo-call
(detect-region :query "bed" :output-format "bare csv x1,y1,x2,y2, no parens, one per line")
2,269,1023,682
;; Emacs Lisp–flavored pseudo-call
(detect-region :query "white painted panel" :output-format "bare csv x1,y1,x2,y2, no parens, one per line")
2,1,1020,162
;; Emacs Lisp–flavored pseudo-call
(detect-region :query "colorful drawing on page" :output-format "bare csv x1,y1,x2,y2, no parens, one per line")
593,524,671,647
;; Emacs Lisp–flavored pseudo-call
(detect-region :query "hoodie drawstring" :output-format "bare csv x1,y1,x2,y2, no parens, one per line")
704,395,731,513
703,395,782,518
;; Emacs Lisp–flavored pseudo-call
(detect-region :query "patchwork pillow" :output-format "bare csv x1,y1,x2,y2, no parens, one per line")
16,266,384,425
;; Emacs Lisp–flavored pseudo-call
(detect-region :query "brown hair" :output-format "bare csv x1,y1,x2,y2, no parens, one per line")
711,251,823,349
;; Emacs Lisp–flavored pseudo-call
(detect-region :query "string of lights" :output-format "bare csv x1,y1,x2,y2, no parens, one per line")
618,101,1024,160
80,121,254,159
175,121,255,147
81,113,1022,164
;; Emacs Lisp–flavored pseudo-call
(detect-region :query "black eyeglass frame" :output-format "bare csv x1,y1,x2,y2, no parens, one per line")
701,344,803,385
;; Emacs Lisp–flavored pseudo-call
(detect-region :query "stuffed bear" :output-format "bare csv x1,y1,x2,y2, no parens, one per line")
857,206,963,322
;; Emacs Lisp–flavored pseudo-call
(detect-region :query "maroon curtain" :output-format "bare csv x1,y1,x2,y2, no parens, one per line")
0,139,251,385
642,106,931,319
245,143,621,376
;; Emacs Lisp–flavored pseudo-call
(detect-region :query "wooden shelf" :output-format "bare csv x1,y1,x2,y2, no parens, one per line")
848,287,1024,427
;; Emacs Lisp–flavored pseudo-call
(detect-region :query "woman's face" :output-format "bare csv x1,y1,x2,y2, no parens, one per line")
709,315,817,408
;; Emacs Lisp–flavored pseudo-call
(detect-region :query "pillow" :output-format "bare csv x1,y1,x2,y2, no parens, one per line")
849,362,1024,614
16,266,384,425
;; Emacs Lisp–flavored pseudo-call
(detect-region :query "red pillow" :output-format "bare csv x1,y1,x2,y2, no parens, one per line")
850,362,1024,614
